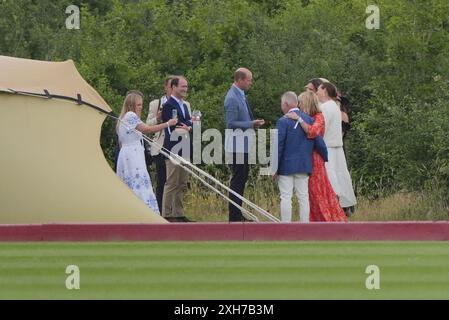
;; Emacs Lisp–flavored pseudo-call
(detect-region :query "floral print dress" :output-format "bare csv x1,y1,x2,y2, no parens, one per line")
307,113,347,222
116,111,160,213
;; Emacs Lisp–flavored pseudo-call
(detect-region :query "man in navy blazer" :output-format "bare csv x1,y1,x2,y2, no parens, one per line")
161,78,192,157
224,68,265,222
160,76,193,222
271,91,315,223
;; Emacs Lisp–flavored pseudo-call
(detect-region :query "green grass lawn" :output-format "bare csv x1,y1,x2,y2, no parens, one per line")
1,241,449,299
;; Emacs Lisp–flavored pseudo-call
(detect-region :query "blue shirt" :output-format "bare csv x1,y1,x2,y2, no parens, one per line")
170,95,186,118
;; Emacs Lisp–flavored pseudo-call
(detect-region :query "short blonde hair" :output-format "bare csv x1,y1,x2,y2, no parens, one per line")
298,91,320,116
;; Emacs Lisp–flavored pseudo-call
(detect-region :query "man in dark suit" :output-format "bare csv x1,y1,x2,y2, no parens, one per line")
146,75,176,211
161,76,193,222
271,91,316,222
224,68,265,222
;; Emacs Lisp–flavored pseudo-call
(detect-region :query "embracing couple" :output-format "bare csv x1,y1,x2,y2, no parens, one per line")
271,90,348,223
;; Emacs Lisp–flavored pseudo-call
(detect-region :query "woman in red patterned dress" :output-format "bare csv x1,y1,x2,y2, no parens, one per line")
286,92,347,222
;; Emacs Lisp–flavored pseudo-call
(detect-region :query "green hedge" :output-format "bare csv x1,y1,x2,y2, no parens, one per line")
2,0,449,197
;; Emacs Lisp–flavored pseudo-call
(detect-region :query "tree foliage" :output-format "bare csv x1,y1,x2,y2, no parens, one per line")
2,0,449,197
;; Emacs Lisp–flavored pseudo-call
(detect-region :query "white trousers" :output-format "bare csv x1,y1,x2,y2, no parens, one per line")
278,174,309,223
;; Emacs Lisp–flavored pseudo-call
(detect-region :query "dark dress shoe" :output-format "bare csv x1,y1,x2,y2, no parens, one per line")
177,216,195,223
229,215,255,222
165,216,195,223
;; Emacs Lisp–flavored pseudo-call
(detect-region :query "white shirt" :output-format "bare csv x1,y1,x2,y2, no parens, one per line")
320,99,343,148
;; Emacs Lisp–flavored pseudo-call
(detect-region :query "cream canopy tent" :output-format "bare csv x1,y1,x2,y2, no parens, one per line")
0,55,166,224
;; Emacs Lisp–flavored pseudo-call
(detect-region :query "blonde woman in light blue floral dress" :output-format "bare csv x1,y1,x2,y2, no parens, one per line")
116,90,178,213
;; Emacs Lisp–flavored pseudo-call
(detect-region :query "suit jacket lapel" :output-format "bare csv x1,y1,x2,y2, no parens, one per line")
182,103,191,121
176,102,183,120
246,100,254,120
169,97,183,120
232,85,254,120
170,98,191,125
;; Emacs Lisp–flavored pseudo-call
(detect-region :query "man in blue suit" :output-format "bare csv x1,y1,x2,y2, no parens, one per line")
224,68,265,222
271,91,315,222
161,76,193,222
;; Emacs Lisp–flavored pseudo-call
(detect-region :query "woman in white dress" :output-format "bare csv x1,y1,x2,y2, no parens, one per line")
316,82,357,209
116,90,177,213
